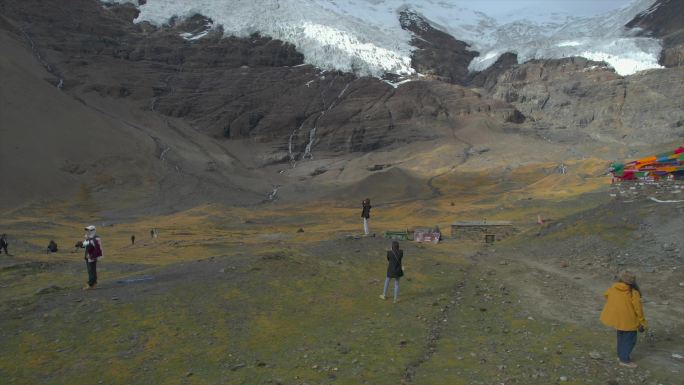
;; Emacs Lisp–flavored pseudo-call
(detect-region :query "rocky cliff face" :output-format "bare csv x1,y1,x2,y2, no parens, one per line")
479,56,684,145
399,10,478,85
0,0,524,162
626,0,684,67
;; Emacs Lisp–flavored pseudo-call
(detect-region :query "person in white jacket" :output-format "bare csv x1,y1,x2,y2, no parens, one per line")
77,225,103,290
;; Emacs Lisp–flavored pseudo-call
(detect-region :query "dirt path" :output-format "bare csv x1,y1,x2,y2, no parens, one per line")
476,247,684,379
401,263,473,384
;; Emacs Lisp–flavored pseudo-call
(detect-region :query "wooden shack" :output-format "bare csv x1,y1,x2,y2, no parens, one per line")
450,220,515,242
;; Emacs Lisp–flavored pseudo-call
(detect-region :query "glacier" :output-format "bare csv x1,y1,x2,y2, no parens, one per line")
105,0,663,77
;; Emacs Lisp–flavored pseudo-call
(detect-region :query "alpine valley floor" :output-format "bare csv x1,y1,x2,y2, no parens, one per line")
1,167,683,385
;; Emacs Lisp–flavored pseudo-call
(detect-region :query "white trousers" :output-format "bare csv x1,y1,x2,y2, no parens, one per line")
363,218,369,235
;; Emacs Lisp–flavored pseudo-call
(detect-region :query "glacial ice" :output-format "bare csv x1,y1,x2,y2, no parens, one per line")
103,0,664,77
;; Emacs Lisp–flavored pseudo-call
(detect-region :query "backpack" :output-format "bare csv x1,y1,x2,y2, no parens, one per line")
93,237,103,258
87,237,103,258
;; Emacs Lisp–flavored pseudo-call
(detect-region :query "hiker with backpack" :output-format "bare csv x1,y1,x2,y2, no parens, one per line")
600,270,648,368
361,198,372,235
380,241,403,303
76,225,103,290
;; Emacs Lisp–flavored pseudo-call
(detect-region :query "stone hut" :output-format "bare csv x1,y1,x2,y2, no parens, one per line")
450,220,515,242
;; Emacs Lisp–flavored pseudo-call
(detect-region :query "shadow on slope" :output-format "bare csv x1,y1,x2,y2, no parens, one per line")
330,167,435,203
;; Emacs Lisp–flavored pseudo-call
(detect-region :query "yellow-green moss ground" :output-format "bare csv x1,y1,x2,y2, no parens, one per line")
1,167,682,384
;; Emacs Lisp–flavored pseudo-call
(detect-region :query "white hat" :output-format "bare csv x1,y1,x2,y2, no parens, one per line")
84,225,96,231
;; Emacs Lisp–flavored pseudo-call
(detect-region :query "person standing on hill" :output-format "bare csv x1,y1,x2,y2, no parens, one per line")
600,271,647,368
361,198,372,235
0,234,8,255
380,241,403,303
47,240,58,254
76,225,103,290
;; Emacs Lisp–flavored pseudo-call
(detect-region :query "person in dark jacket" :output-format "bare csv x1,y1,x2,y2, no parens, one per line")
76,225,103,290
47,240,58,254
0,234,8,255
380,241,403,303
361,198,371,235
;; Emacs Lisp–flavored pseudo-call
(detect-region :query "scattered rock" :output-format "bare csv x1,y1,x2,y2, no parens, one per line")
111,296,119,301
310,167,327,176
231,363,245,371
261,252,286,261
367,164,389,172
560,260,569,268
297,228,304,233
644,266,655,273
185,370,193,377
662,243,676,251
559,375,568,381
35,285,62,295
589,351,602,359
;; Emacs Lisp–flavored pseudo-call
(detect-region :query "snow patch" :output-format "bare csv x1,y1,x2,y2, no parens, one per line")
579,45,663,75
180,30,210,41
383,78,413,88
300,22,414,75
557,40,582,47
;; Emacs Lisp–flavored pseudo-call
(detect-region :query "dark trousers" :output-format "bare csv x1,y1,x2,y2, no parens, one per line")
617,330,637,363
86,260,97,286
0,244,7,254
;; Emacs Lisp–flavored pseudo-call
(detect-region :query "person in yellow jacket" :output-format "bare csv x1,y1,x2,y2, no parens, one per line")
600,271,647,368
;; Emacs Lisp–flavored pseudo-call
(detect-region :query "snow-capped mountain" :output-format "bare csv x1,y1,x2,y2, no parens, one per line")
108,0,662,77
2,0,683,209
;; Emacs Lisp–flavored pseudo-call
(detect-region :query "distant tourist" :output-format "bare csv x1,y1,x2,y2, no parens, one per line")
76,225,103,290
0,234,8,255
47,240,58,254
600,270,647,368
131,235,135,245
380,241,403,303
361,198,372,235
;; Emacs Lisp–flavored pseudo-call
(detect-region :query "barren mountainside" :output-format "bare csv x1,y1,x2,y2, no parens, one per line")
0,0,683,210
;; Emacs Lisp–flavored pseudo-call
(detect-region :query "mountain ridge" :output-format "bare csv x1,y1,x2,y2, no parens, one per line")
1,0,682,212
